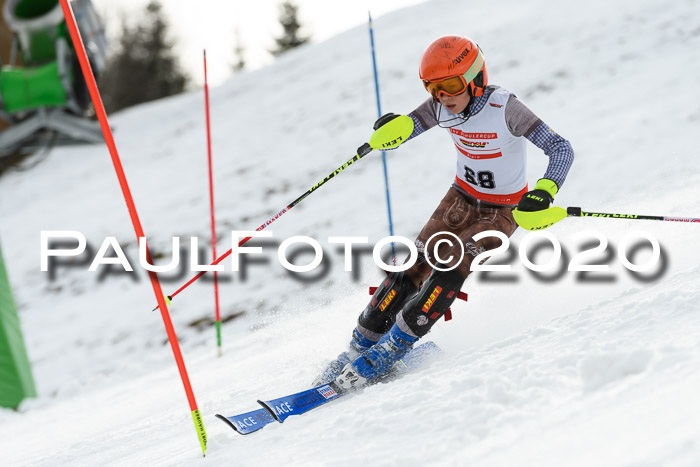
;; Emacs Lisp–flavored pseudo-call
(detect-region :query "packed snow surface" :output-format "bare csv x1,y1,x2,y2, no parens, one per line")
1,0,699,465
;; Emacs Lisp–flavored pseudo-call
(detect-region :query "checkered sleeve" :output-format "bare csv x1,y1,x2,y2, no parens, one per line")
404,98,438,143
405,113,427,143
526,121,574,189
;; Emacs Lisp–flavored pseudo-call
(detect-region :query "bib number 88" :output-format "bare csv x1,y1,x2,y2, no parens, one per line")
464,165,495,189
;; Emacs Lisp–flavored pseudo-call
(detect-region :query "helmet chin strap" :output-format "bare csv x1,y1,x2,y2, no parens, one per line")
436,101,471,129
435,84,491,128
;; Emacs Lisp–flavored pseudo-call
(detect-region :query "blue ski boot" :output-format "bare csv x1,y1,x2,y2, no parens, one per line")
335,322,419,391
313,328,376,386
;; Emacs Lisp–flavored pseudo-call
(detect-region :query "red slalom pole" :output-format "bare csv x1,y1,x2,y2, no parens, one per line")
203,50,222,356
59,0,207,456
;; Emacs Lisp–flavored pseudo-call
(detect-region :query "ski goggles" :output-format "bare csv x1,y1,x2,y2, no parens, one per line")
423,47,485,99
423,75,468,99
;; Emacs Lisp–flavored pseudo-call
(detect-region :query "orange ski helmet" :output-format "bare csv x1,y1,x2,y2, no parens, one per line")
419,35,488,98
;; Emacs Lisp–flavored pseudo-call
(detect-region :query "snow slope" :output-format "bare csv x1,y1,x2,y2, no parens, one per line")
1,0,699,465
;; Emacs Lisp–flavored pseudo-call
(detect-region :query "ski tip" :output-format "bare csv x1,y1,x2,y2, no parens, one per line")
215,413,238,431
257,400,282,422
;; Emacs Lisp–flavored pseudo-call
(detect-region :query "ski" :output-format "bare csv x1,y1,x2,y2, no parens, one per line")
215,407,276,435
216,341,442,434
258,341,442,423
258,382,344,423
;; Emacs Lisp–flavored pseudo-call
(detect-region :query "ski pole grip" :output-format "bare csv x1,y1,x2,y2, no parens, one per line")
567,207,582,217
357,142,372,157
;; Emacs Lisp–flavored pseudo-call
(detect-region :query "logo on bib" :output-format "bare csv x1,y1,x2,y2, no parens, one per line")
460,139,487,148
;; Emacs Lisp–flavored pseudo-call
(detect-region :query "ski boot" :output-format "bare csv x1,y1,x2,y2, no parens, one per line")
334,322,418,391
313,328,376,386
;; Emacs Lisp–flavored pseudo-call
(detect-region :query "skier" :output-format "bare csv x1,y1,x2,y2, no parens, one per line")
316,35,574,390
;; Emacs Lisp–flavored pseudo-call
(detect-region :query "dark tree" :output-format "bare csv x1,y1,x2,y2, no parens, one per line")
269,1,311,57
99,1,189,113
232,25,246,73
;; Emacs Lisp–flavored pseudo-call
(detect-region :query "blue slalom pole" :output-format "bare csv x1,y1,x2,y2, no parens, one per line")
368,12,396,264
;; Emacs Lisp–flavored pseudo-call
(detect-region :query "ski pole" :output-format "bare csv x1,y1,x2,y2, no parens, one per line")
514,206,700,231
152,145,371,310
152,115,415,310
566,207,700,223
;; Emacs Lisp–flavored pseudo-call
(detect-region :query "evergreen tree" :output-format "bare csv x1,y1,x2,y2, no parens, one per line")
269,1,311,57
99,1,189,113
232,25,246,74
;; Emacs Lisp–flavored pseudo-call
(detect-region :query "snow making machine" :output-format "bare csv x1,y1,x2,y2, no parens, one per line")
0,0,107,157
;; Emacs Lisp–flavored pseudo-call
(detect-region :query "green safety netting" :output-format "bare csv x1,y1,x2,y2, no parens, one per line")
0,241,36,409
